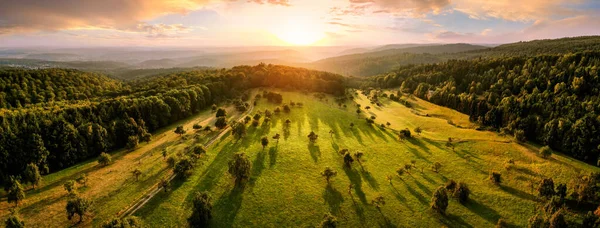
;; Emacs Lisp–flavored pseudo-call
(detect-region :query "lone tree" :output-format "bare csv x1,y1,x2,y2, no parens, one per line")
356,109,361,117
175,125,186,136
396,168,405,179
193,124,202,130
76,174,88,187
321,167,337,184
365,106,371,111
64,180,76,194
23,163,42,189
4,211,25,228
215,117,228,129
354,151,364,167
372,195,386,211
216,108,227,118
343,153,354,168
261,137,269,151
232,121,247,140
414,127,422,135
102,216,144,228
350,123,355,129
319,213,338,228
432,162,442,173
66,194,91,223
159,178,169,193
329,130,335,138
285,119,291,125
454,182,471,204
308,131,319,143
244,116,252,124
188,191,213,228
490,172,502,185
253,113,262,121
174,157,194,178
132,169,142,181
228,153,252,186
431,186,449,214
538,178,556,199
7,178,25,206
98,152,112,166
540,146,552,159
272,133,281,146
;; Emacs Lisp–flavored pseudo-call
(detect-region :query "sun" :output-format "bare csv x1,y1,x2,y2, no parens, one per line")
272,17,325,46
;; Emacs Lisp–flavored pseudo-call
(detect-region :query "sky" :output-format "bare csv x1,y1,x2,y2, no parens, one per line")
0,0,599,47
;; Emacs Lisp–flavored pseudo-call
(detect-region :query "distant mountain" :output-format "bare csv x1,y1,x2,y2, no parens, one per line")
370,43,435,52
25,53,82,61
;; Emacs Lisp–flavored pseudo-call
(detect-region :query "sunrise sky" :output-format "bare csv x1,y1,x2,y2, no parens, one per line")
1,0,599,47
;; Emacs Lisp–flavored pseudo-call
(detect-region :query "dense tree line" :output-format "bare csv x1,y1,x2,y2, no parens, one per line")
0,64,345,186
364,51,600,163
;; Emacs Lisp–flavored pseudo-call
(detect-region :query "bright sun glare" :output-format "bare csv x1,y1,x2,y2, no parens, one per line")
273,17,325,46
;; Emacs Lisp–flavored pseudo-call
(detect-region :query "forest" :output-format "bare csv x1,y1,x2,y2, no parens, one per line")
361,51,600,164
0,64,345,186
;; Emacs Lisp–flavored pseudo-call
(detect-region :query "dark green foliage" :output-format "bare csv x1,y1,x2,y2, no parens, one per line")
528,213,547,228
490,172,501,185
7,178,25,206
540,146,552,159
445,179,457,191
251,120,259,127
582,211,599,228
66,194,91,223
215,117,228,129
174,157,194,178
188,191,213,228
215,108,227,117
98,152,112,166
175,126,186,136
283,105,291,113
228,153,251,186
232,121,247,140
193,124,202,130
399,128,411,139
495,219,508,228
308,131,319,143
64,180,75,194
253,113,262,121
431,186,449,214
365,118,374,124
543,196,564,215
321,167,337,183
264,92,283,104
4,212,25,228
454,182,471,204
319,213,338,228
23,163,42,189
538,178,555,198
261,136,269,150
548,209,567,228
102,216,144,228
343,153,354,167
126,136,139,150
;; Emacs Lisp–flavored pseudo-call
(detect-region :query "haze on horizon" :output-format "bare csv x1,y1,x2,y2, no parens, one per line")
0,0,599,48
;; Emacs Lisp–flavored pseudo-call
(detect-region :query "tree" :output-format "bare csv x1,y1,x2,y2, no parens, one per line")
23,163,42,189
211,104,217,112
102,216,144,228
343,153,354,168
431,186,449,214
446,137,454,151
174,157,194,178
372,195,386,211
548,209,567,228
228,153,251,186
386,122,391,128
285,119,292,125
162,149,168,160
350,123,354,129
64,180,76,194
414,127,422,135
261,137,269,150
76,174,88,187
538,178,555,198
66,194,91,223
396,168,405,179
308,131,319,143
4,211,25,228
329,130,334,138
540,146,552,159
354,151,364,167
98,152,112,166
7,178,25,206
188,191,213,228
319,213,338,228
555,183,567,199
193,124,202,130
356,109,361,117
399,129,411,139
244,116,252,124
159,178,169,193
272,133,281,146
253,113,262,121
321,167,337,184
490,172,501,185
365,106,371,111
454,182,471,204
495,219,508,228
216,108,227,118
132,169,142,181
203,126,212,132
175,125,186,136
126,136,139,150
215,117,228,129
283,105,291,113
232,121,247,140
432,162,442,172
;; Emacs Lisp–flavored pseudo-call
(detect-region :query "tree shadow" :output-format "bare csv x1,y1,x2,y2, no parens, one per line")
390,183,413,212
438,213,474,228
377,213,398,228
500,185,540,202
323,185,344,215
349,195,366,224
406,146,431,163
268,147,277,168
212,186,245,227
360,170,380,191
464,199,501,223
412,178,432,195
401,180,428,205
406,138,431,154
308,144,321,163
249,150,266,186
342,167,367,204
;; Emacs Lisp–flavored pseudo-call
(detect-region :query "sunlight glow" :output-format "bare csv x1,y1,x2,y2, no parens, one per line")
272,16,325,46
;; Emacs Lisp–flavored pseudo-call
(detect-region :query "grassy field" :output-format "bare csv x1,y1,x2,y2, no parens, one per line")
0,105,245,227
135,90,600,227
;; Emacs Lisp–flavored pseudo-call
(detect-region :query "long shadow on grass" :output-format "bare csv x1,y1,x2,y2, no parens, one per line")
401,180,428,206
308,144,321,163
360,170,380,191
407,138,431,154
349,128,365,145
323,185,344,215
464,199,501,223
500,185,540,202
406,146,431,163
389,183,413,212
268,147,277,168
134,176,187,217
412,178,432,195
342,167,367,204
249,149,266,186
212,187,245,227
438,213,474,228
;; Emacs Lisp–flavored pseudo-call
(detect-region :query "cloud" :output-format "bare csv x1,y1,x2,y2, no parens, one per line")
0,0,286,35
247,0,290,6
452,0,587,22
344,0,451,15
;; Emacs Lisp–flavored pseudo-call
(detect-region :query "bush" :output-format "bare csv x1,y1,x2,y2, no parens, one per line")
490,172,501,185
215,117,228,129
188,191,213,228
399,128,411,139
539,146,552,158
252,120,259,127
454,182,471,204
98,152,112,166
66,194,91,222
431,186,449,214
193,124,202,130
538,178,555,198
514,130,526,142
216,108,227,117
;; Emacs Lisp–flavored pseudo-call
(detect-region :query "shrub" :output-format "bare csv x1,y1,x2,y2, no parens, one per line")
514,129,526,142
432,162,442,172
454,182,471,204
399,128,411,139
63,180,75,194
215,117,228,129
555,183,567,199
431,186,449,214
4,212,25,228
215,108,227,118
174,157,194,178
174,125,186,136
98,152,112,166
490,172,501,185
539,146,552,158
188,191,213,228
252,120,259,127
527,213,547,228
538,178,555,198
343,153,354,167
66,194,91,222
167,156,177,168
